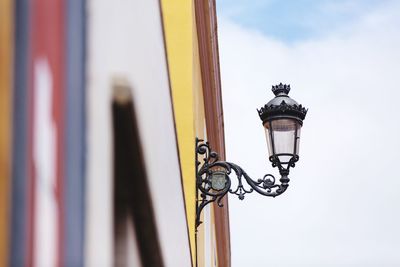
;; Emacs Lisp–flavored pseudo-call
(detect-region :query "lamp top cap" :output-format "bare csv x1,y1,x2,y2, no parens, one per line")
258,82,307,124
272,83,290,96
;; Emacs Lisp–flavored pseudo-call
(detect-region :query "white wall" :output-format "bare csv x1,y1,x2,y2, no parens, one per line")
86,0,192,266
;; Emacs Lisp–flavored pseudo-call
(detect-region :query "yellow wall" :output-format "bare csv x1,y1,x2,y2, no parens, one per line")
192,10,207,266
160,0,198,264
0,0,13,265
161,1,219,266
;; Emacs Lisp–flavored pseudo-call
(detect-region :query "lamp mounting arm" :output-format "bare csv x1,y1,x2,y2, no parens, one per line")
195,138,293,229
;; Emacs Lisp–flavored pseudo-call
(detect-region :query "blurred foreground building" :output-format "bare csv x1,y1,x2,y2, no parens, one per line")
0,0,230,266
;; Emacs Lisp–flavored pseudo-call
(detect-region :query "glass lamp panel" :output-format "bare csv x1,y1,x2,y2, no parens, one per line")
264,119,301,164
263,122,273,156
295,125,301,155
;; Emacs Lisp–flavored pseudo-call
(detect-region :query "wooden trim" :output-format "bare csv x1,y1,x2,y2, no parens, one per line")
194,0,231,266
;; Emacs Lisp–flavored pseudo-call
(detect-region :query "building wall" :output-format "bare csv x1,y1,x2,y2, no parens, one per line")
28,1,66,265
161,1,224,266
64,0,86,265
86,0,191,266
0,0,13,265
161,0,230,266
5,0,224,265
159,0,197,264
10,0,29,265
9,1,86,265
194,0,231,265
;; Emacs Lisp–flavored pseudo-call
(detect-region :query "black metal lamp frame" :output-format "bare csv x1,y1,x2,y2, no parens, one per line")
195,83,308,229
195,138,296,228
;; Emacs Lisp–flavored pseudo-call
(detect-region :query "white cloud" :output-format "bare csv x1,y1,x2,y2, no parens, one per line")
219,2,400,266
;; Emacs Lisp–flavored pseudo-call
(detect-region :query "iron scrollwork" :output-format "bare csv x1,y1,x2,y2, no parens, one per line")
195,138,296,228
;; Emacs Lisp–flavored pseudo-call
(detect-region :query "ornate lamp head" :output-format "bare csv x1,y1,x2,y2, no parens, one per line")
258,83,308,177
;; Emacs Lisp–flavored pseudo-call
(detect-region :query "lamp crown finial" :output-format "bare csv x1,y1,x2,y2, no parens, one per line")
272,83,290,96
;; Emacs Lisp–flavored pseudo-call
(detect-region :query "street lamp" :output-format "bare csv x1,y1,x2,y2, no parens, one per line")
195,83,308,228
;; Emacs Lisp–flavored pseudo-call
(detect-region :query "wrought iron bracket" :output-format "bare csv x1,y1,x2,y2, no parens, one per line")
195,138,297,229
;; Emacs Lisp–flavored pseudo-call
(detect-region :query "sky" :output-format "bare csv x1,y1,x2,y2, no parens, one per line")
217,0,400,266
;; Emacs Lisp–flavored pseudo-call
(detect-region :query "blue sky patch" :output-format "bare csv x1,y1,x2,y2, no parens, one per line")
217,0,391,43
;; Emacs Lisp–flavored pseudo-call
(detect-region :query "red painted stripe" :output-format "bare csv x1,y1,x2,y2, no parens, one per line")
28,0,65,266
